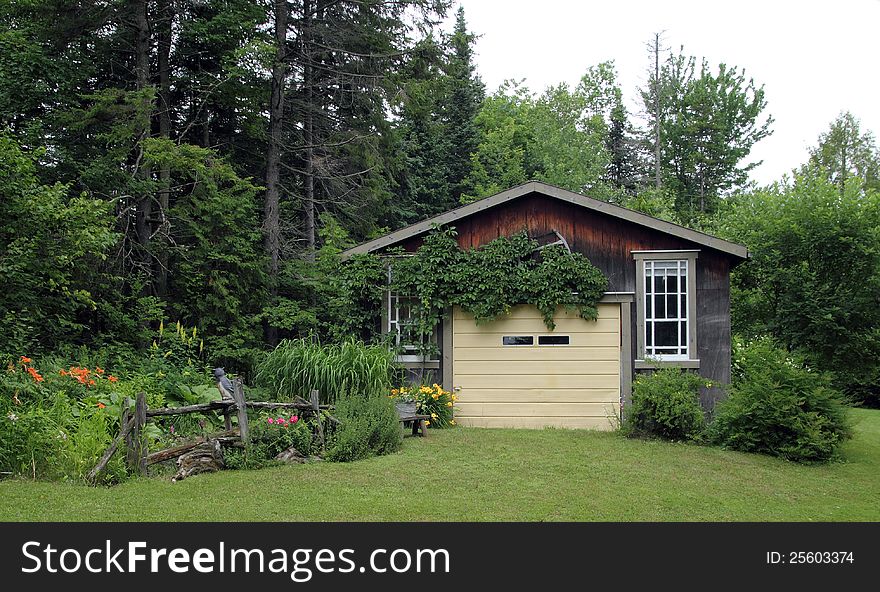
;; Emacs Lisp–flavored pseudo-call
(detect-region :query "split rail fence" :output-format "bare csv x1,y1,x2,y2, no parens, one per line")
87,378,333,484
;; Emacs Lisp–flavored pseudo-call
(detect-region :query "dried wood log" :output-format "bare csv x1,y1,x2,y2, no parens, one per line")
172,440,224,482
147,439,205,465
274,445,307,463
146,429,239,465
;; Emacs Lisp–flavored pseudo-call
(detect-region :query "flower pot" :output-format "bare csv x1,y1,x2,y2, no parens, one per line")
395,401,417,416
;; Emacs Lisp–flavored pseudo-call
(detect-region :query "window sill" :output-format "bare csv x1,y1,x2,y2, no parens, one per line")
635,359,701,369
396,357,440,369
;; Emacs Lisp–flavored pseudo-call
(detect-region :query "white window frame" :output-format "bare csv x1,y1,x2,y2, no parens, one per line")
633,250,700,369
385,265,439,363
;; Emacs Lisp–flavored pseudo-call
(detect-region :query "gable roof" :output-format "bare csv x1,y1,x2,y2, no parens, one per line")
342,180,749,260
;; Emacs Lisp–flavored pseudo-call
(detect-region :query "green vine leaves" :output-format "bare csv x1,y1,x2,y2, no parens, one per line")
338,226,608,355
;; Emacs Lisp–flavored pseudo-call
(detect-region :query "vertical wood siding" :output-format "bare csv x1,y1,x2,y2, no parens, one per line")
391,192,736,401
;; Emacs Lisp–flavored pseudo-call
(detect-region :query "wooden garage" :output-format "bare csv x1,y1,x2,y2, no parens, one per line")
342,181,749,428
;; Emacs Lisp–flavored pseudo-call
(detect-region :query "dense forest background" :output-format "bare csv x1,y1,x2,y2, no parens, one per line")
1,1,878,404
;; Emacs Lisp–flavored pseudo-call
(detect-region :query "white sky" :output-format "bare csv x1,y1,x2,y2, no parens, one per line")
450,0,880,186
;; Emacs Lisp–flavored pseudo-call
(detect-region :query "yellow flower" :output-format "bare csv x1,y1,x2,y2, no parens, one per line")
446,401,453,407
431,413,438,419
432,393,439,399
451,394,457,401
391,389,399,396
450,420,456,426
425,421,431,426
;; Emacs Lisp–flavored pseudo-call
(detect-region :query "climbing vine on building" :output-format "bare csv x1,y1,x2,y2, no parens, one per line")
337,226,608,356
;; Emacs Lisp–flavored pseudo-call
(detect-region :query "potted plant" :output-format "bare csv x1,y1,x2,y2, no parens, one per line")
390,387,417,416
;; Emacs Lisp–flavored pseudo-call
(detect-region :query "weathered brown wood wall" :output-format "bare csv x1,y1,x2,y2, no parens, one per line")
392,191,737,406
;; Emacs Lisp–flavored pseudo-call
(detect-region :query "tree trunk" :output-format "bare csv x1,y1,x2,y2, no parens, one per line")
264,0,289,344
134,0,153,286
653,33,662,191
156,0,173,297
303,0,316,262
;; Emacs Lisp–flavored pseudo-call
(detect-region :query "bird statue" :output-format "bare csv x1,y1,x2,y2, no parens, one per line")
213,367,235,400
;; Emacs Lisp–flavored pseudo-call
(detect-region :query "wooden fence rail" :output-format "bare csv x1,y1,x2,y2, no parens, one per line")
87,379,334,485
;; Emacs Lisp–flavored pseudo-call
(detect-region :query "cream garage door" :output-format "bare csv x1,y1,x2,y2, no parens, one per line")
452,303,621,430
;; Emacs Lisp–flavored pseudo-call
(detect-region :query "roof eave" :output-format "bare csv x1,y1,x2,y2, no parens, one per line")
340,181,749,261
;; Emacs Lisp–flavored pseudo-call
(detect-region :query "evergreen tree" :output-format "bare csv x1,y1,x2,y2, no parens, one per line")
809,111,880,195
604,88,642,198
442,6,485,209
394,6,482,221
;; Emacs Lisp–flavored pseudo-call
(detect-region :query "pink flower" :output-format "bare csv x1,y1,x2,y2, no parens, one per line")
170,425,175,434
276,417,287,425
267,417,274,424
291,416,299,424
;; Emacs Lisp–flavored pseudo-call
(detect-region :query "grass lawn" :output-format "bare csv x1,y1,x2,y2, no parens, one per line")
1,408,878,522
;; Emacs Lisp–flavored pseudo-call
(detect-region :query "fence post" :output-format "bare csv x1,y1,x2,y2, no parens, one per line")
310,389,325,451
233,378,249,444
125,393,147,476
123,396,134,469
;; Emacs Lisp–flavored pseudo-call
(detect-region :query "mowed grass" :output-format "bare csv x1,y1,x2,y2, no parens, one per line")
2,408,878,522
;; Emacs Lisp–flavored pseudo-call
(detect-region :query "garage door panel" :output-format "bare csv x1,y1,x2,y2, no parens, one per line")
454,388,619,403
453,332,619,348
453,303,619,321
455,373,619,390
452,346,619,362
454,318,620,334
453,331,620,350
454,360,619,375
457,402,619,417
457,416,620,429
451,304,622,430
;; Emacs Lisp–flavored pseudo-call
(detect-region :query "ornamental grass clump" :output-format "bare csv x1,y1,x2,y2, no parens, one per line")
255,338,397,402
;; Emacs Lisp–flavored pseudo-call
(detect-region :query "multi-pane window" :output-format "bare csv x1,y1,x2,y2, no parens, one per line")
387,292,438,360
644,259,688,360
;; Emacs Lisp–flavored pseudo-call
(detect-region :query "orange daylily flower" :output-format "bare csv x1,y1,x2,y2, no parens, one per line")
59,369,69,376
27,367,44,382
88,379,96,387
108,375,118,383
20,356,32,364
95,367,105,375
97,402,106,409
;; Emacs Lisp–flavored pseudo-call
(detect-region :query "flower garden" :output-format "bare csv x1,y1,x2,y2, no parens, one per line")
1,333,458,485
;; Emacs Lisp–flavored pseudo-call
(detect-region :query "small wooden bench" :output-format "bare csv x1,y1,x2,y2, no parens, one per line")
398,413,431,437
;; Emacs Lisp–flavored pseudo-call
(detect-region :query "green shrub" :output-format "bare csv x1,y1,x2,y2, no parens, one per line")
255,338,397,402
0,403,66,479
0,351,214,483
225,412,315,470
709,338,852,463
326,393,401,462
623,368,706,441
